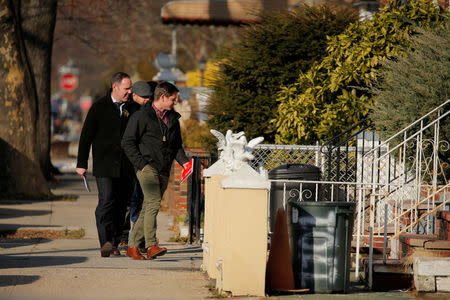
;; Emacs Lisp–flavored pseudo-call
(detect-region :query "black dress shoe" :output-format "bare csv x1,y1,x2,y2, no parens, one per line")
100,241,113,257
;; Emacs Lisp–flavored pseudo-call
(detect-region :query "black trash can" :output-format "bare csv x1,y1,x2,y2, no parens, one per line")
287,201,355,293
268,164,321,232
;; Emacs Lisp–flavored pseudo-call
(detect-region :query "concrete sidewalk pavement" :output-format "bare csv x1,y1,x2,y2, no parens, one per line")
0,168,211,300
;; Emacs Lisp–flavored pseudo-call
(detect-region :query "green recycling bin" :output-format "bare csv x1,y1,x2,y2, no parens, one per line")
288,201,355,293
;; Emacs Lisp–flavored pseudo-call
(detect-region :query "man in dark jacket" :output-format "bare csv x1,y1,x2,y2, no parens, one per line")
122,81,189,260
76,72,134,257
117,81,154,254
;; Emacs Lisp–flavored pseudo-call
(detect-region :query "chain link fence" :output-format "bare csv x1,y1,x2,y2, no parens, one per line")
251,143,323,171
251,143,359,183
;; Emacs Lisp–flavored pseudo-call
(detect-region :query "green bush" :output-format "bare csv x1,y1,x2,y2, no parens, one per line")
371,23,449,139
274,0,447,145
207,3,358,142
370,23,450,182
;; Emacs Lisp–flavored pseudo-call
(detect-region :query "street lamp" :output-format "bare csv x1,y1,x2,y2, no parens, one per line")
198,57,206,87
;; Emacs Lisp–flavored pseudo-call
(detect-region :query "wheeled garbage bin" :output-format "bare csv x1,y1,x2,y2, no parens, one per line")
268,164,320,232
288,201,355,293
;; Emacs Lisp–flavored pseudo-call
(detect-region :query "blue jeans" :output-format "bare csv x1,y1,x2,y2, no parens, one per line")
130,181,143,224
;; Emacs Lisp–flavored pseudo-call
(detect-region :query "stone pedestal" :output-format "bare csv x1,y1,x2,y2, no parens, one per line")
202,175,225,280
215,166,269,296
217,187,268,296
202,129,267,296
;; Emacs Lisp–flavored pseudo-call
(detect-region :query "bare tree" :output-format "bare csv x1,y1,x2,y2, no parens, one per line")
21,0,58,179
52,0,237,96
0,0,56,195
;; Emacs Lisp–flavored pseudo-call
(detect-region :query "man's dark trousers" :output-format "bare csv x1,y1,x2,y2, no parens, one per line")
95,177,133,247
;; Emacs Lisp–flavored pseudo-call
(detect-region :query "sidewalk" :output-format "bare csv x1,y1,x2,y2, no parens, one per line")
0,160,210,300
1,160,440,300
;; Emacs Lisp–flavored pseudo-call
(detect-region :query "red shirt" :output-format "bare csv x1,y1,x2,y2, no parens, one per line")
152,102,169,127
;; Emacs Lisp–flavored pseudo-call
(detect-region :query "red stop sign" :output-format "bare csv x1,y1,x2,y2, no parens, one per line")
60,73,78,92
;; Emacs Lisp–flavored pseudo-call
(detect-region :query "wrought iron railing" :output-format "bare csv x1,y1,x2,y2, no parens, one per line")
361,99,449,235
320,117,374,183
186,153,215,244
354,99,450,275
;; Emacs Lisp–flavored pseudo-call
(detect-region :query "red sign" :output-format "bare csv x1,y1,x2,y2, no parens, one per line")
60,73,78,92
180,159,194,184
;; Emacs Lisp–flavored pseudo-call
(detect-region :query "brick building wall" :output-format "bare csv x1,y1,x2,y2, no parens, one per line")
163,148,212,218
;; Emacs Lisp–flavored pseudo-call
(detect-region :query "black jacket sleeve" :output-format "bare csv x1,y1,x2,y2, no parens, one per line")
174,121,189,166
121,111,148,171
76,104,98,169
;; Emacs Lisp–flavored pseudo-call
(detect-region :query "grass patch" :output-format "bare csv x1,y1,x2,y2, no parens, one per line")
0,193,78,202
0,228,85,239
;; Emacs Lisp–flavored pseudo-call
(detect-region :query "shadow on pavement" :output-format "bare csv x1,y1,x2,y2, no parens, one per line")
0,224,60,230
0,255,88,269
157,255,202,261
0,238,53,249
7,248,99,256
0,275,40,287
165,246,202,255
0,208,52,219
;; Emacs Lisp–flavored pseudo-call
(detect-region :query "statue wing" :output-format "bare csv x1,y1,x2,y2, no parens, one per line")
210,129,225,149
247,137,264,150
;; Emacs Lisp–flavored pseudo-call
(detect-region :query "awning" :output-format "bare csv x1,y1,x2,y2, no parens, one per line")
161,0,304,25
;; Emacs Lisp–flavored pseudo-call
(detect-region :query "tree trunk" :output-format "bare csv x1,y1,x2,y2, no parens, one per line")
21,0,57,179
0,0,49,195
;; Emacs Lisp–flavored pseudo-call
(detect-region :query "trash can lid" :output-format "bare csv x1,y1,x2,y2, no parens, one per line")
268,163,320,180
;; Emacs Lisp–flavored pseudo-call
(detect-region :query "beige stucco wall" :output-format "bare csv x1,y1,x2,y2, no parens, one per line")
215,187,268,296
203,175,226,279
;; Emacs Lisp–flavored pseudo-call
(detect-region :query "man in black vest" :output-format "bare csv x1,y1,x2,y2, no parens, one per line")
76,72,134,257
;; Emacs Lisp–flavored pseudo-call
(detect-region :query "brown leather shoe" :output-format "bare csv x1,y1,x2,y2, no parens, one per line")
100,241,113,257
126,247,146,260
147,245,167,259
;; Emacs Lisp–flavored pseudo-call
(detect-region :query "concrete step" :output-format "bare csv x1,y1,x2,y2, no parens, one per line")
362,258,413,291
424,240,450,250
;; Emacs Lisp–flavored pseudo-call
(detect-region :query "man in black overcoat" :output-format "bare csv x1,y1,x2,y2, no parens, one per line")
76,72,134,257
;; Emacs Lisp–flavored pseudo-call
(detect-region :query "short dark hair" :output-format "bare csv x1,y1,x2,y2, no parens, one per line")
110,72,130,87
154,81,179,101
147,81,158,101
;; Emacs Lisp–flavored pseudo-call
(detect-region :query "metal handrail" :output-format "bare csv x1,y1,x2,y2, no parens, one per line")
320,117,373,154
268,179,413,186
390,184,450,239
364,99,450,158
373,183,450,235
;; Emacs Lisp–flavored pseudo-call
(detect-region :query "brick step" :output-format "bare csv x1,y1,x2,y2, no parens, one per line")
437,211,450,222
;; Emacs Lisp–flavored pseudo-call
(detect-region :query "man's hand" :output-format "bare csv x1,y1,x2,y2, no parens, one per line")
76,167,87,177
